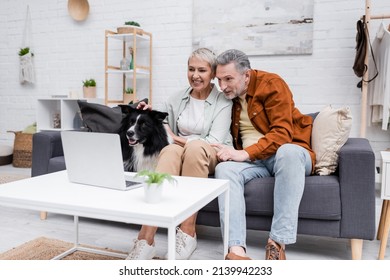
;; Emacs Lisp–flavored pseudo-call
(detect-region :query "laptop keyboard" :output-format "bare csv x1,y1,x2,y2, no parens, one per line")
125,180,143,189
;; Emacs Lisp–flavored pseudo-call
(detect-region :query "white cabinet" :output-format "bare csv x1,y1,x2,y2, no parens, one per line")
378,151,390,259
104,29,152,105
381,151,390,199
36,98,103,131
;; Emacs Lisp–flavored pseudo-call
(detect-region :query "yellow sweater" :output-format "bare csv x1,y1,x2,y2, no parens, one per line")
239,95,264,149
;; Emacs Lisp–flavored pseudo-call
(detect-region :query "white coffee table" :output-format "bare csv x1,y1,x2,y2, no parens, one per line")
0,170,229,260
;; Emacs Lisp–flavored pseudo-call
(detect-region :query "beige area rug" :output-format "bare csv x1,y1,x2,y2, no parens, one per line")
0,237,125,260
0,173,30,184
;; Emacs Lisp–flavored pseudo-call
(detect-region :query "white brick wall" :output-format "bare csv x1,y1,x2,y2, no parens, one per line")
1,0,390,169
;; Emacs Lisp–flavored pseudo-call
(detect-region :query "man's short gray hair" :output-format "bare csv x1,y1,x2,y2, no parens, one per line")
216,49,251,74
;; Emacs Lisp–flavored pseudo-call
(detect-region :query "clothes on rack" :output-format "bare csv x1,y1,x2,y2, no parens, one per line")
368,22,390,130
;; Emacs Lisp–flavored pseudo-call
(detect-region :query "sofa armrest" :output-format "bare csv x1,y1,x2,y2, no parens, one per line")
31,131,63,177
338,138,376,240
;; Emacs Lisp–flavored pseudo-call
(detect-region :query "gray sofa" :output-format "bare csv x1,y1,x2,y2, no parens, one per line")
31,131,376,259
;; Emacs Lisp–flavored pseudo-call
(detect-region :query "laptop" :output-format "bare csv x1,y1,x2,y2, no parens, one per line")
61,130,144,191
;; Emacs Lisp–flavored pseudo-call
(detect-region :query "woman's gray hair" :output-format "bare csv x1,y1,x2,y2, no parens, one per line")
216,49,251,74
189,48,217,73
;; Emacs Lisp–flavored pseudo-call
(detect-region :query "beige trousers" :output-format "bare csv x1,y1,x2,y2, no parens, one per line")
155,139,218,178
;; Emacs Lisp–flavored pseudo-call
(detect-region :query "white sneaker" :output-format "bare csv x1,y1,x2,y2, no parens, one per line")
170,227,197,260
126,239,156,260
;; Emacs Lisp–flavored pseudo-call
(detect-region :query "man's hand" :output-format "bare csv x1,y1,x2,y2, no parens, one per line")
211,143,250,162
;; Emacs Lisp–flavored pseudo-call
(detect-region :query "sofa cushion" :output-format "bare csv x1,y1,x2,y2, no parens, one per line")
246,176,341,220
202,175,341,221
48,156,66,173
311,105,352,175
77,99,149,133
77,100,123,133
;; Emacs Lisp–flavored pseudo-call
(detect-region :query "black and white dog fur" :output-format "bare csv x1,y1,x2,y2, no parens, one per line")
119,105,171,172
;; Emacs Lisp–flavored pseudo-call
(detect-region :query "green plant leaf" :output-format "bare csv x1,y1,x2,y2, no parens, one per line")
135,170,177,186
125,87,133,94
82,79,96,87
124,21,140,27
18,47,33,56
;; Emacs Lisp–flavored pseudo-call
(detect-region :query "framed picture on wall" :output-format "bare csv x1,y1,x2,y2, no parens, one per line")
192,0,314,56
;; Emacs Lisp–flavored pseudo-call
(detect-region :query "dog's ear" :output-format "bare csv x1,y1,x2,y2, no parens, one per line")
118,98,148,114
150,110,168,123
118,104,135,114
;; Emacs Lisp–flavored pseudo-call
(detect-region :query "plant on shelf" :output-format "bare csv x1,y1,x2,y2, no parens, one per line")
82,78,96,87
82,78,96,98
125,87,133,94
123,87,134,104
117,20,143,35
124,21,141,27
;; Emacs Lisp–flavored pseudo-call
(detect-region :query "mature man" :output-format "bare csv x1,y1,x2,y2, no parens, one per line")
212,49,315,260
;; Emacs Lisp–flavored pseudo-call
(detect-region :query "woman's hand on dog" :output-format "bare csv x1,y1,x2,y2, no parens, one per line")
136,101,152,111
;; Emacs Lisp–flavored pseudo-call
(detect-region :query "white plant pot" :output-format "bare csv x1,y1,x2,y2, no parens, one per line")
143,183,163,204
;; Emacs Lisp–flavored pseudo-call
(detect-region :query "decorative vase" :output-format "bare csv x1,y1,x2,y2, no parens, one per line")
129,47,134,70
83,86,96,98
120,57,130,70
143,183,163,204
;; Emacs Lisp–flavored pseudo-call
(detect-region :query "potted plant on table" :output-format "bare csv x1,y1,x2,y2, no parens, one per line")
117,20,143,35
82,78,96,98
136,170,177,204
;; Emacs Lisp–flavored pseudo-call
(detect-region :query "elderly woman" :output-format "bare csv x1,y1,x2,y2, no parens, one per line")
127,48,232,260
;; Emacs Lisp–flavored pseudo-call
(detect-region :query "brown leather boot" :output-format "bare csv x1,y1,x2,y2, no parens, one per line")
225,252,252,260
265,240,286,260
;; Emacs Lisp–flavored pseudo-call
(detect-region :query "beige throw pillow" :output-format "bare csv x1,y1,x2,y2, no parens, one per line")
312,105,352,175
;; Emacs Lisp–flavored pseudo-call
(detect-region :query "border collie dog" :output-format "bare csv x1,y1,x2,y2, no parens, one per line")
119,105,170,172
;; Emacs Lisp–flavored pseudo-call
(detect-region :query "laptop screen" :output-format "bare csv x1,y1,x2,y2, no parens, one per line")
61,131,143,191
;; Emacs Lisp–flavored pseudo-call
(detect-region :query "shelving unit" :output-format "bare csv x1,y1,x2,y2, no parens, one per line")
104,29,152,106
36,98,103,131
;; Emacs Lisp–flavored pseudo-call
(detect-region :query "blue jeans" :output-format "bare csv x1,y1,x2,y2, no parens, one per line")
215,144,312,249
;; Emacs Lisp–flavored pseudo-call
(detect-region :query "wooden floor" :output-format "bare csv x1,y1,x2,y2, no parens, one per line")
0,164,388,260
